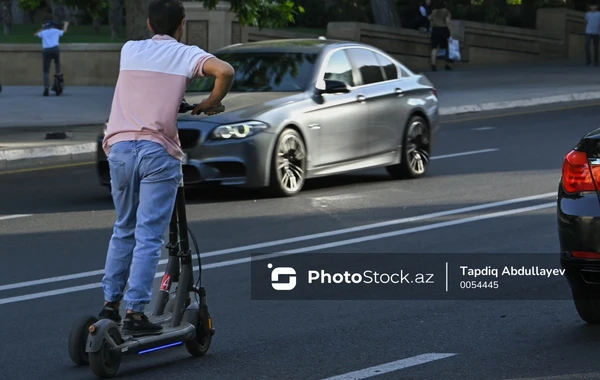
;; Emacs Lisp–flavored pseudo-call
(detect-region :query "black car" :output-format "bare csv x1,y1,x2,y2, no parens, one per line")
558,128,600,323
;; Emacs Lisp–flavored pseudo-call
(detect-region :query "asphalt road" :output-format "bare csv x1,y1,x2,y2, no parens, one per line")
1,105,600,380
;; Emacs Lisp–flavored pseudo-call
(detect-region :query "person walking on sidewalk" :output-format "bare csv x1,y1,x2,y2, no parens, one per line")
429,0,452,71
585,4,600,65
35,20,69,96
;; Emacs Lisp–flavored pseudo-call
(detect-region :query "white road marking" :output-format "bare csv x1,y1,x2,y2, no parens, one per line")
0,214,32,221
430,148,498,160
0,201,555,305
0,192,555,292
273,202,554,254
500,374,600,380
320,353,457,380
201,201,555,268
472,127,495,131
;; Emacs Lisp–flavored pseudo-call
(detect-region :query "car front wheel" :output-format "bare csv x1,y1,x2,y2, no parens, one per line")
268,128,307,197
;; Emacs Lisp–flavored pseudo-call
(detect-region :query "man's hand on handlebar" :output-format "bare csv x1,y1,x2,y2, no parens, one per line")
191,99,225,116
179,100,225,115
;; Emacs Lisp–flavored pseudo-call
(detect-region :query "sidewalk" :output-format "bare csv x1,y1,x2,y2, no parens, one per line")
2,60,600,170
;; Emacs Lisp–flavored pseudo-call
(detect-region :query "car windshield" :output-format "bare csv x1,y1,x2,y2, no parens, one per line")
186,51,318,93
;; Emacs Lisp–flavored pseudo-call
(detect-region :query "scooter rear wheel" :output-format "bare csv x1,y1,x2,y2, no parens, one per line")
68,315,98,366
89,325,123,378
185,311,213,357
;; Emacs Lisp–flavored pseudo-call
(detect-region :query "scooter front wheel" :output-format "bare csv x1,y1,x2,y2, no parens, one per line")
68,315,98,366
185,311,214,357
88,325,123,378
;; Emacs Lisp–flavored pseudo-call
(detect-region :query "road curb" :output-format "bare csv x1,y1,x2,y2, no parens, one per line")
438,91,600,115
2,92,600,172
0,143,96,171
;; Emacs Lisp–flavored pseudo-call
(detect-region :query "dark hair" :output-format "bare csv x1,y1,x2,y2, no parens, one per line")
148,0,185,36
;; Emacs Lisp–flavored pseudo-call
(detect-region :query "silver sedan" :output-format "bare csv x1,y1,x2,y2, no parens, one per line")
97,38,440,196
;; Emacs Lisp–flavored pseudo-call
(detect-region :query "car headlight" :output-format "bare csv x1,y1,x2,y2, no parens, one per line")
210,121,268,140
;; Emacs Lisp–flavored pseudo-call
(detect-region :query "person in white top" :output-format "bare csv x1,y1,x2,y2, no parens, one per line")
35,20,69,96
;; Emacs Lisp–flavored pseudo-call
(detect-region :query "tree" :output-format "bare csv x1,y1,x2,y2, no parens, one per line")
370,0,401,27
1,0,12,35
125,0,150,40
56,0,108,34
108,0,123,39
18,0,43,24
125,0,305,40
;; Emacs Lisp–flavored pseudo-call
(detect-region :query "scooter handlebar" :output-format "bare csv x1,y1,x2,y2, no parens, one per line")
178,101,225,114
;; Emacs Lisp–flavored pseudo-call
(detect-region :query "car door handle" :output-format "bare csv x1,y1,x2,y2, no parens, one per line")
395,88,403,96
357,95,366,103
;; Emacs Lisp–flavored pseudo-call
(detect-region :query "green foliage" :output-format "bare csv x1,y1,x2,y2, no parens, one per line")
280,0,372,29
0,23,126,43
56,0,108,18
18,0,42,12
201,0,305,29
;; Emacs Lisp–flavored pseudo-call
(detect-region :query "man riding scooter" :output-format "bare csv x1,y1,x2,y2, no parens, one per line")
99,0,234,337
35,20,69,96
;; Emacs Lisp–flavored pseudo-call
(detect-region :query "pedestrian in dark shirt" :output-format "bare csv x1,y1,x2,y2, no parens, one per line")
429,0,452,71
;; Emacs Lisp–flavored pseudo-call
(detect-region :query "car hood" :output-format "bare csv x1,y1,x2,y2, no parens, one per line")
178,91,305,125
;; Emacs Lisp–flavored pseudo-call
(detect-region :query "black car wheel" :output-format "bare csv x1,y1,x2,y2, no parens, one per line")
573,289,600,324
386,115,430,179
269,128,306,197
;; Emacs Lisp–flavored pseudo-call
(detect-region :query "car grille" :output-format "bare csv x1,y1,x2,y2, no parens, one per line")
178,129,201,150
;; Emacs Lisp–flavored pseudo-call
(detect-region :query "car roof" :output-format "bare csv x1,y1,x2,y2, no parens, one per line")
213,38,374,55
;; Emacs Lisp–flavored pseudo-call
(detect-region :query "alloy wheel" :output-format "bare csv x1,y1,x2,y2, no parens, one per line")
276,133,306,193
405,120,430,175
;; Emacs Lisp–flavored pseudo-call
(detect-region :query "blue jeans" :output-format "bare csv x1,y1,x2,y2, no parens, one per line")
586,34,599,64
102,140,182,313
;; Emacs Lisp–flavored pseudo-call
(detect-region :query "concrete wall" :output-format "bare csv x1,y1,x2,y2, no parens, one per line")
0,43,122,86
326,10,576,72
0,6,587,86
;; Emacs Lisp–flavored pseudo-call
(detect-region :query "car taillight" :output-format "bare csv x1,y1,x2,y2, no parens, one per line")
572,251,600,259
562,150,597,193
432,88,437,97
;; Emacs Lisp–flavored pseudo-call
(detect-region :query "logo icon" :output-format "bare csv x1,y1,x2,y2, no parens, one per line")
268,263,297,291
159,274,171,291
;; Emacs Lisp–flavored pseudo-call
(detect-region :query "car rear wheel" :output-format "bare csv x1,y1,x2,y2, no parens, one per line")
268,128,306,197
573,289,600,324
386,115,430,179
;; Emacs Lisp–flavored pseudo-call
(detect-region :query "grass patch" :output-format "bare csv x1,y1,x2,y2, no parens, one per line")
0,24,126,44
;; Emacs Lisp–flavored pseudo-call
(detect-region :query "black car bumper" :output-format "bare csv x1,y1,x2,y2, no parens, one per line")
558,184,600,293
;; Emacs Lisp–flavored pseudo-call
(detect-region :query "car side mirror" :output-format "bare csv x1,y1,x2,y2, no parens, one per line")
317,79,350,95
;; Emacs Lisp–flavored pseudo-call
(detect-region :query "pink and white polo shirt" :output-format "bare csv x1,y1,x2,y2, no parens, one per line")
103,35,215,161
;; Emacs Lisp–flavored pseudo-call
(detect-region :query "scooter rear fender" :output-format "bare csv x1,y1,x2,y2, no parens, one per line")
86,319,121,353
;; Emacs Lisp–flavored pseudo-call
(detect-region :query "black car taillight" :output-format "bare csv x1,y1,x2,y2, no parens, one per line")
562,150,597,193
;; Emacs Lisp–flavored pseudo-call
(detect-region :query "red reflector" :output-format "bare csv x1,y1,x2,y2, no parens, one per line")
572,251,600,259
562,150,596,193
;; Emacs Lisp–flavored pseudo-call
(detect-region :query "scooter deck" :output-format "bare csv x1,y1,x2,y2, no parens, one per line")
113,312,180,340
112,322,196,356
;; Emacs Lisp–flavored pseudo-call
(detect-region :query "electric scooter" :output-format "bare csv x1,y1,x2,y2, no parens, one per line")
68,101,224,378
52,74,64,96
